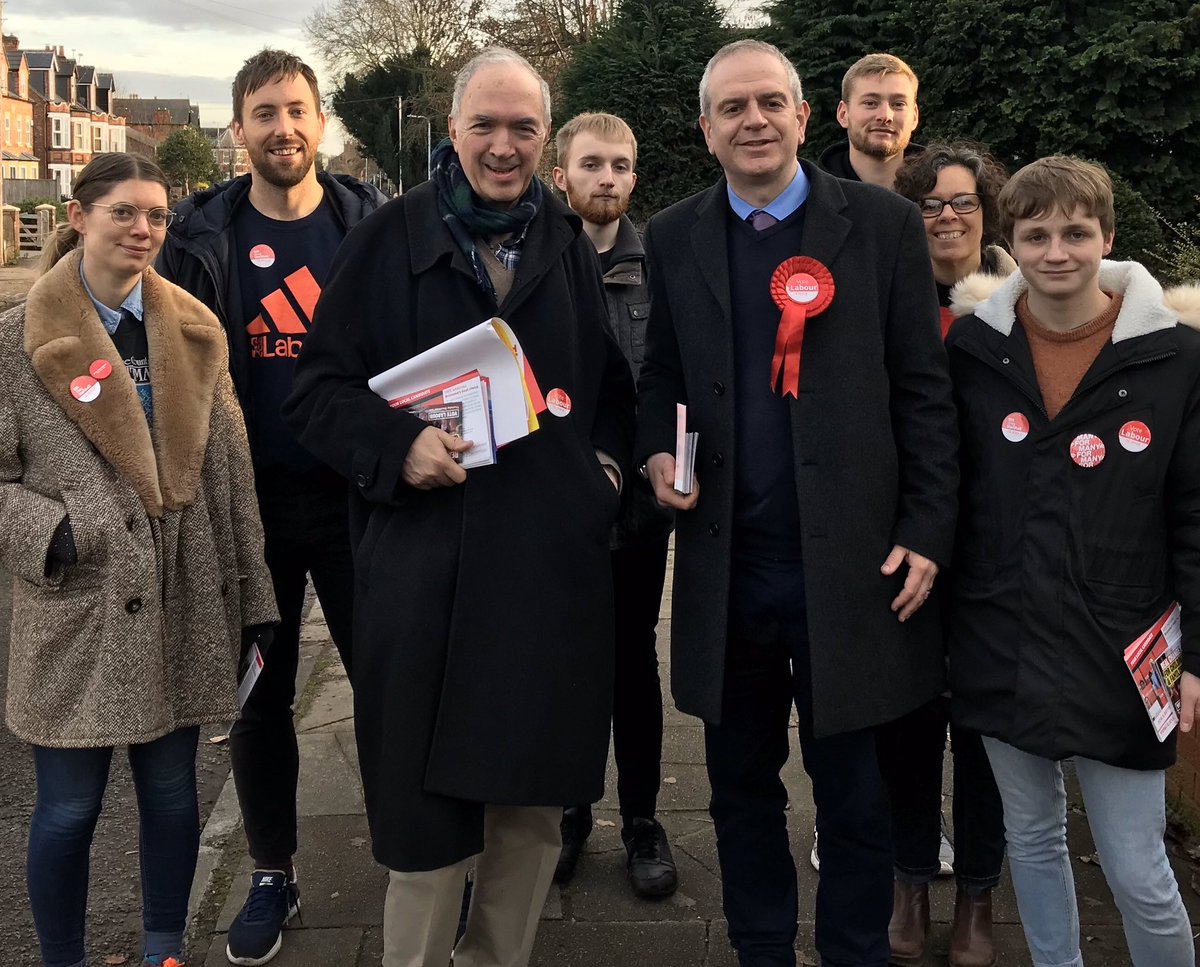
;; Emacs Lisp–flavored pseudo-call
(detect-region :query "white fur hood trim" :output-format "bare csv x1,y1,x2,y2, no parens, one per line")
950,260,1187,344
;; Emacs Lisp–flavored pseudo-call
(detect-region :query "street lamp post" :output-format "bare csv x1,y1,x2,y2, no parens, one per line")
406,115,432,182
396,96,403,195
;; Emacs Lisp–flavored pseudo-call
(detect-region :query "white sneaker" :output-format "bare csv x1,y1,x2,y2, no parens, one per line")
938,813,955,876
809,827,820,872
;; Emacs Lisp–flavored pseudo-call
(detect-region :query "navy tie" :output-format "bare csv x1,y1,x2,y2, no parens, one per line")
748,209,778,231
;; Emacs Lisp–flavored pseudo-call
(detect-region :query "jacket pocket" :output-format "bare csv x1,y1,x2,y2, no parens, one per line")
60,488,108,569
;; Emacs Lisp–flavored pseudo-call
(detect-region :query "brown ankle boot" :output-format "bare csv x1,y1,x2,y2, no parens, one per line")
888,880,929,966
949,888,996,967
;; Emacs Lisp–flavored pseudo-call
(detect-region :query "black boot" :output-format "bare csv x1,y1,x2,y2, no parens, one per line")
554,805,593,884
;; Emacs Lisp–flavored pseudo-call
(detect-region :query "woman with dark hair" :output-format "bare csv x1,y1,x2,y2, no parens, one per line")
874,142,1014,967
3,153,276,967
895,141,1016,338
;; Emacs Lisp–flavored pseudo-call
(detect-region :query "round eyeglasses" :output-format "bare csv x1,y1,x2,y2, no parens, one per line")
918,193,981,218
89,202,175,231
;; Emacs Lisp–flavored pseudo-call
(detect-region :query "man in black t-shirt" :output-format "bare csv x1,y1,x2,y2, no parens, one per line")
157,49,385,967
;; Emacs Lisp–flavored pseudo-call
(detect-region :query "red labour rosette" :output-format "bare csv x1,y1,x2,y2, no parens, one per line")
769,256,835,397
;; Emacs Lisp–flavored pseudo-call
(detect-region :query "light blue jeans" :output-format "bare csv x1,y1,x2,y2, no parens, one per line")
983,736,1194,967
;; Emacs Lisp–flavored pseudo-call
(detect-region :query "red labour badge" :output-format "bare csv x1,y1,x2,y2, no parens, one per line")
769,257,835,397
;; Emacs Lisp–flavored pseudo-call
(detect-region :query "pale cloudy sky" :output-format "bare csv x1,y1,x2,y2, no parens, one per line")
6,0,766,154
6,0,346,147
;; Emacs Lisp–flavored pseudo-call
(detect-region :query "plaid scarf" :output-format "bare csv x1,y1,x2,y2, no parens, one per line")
431,137,543,299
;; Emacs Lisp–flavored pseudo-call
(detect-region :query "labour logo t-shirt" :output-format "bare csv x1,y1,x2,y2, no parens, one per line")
234,194,342,470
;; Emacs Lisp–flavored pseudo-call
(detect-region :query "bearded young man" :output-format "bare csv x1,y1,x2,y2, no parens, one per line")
156,48,385,966
819,53,921,190
551,113,677,898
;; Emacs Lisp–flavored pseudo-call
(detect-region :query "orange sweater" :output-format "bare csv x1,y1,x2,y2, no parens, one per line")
1016,292,1124,419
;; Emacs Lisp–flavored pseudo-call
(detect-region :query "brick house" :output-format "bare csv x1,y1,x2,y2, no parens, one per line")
111,96,200,145
1,49,38,179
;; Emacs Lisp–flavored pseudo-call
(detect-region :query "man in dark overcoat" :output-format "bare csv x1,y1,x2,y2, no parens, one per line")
282,47,633,967
636,40,958,967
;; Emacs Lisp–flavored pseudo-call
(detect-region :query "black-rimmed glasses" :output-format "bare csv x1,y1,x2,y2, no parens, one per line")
918,193,981,218
89,202,175,231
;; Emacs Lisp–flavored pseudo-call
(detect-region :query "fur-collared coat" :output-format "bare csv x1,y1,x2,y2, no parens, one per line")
945,261,1200,769
2,249,277,748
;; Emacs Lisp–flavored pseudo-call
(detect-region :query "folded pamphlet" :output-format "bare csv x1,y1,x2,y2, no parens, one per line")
1124,602,1183,741
369,318,543,449
387,370,497,469
674,402,698,494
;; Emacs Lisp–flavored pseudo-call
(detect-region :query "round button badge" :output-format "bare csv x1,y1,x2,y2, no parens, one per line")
1001,412,1029,443
1118,420,1151,453
546,387,572,418
70,375,101,403
785,273,820,305
89,358,113,380
1070,433,1106,468
249,243,276,269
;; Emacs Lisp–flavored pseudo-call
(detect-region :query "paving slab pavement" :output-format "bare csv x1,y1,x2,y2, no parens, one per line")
187,595,1200,967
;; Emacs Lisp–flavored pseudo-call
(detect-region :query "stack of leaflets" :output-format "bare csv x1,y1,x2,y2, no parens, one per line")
369,318,546,468
386,370,496,469
674,402,698,494
1124,602,1183,741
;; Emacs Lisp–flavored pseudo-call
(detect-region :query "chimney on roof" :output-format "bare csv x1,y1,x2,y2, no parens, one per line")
3,35,19,52
58,46,65,57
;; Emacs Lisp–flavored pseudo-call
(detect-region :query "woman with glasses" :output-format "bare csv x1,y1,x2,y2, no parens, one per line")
872,142,1015,967
896,142,1017,339
2,153,276,967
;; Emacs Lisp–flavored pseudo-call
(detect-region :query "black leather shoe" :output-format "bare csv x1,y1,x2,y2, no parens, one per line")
554,806,592,884
622,817,678,897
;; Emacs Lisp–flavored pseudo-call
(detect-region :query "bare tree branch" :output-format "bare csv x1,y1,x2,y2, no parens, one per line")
304,0,484,78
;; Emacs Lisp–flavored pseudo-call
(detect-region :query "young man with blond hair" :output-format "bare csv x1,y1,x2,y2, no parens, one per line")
945,155,1200,967
551,112,677,898
819,52,921,189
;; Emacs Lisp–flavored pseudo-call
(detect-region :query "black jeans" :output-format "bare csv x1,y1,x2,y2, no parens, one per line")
875,696,1006,894
572,539,668,825
705,618,892,967
230,466,355,867
610,539,669,820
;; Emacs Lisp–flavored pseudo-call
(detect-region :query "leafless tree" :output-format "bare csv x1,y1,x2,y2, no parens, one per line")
481,0,615,78
304,0,484,77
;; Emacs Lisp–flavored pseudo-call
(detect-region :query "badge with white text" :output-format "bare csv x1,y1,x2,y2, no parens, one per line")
248,244,276,269
768,256,834,398
1119,420,1151,453
89,358,113,380
546,387,572,418
1070,433,1106,468
70,375,101,403
1001,412,1029,443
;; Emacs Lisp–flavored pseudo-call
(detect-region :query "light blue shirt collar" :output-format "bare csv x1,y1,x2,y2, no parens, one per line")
726,163,810,224
79,262,143,335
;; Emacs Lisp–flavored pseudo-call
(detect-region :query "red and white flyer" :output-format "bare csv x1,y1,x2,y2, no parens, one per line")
1123,602,1183,741
387,369,496,469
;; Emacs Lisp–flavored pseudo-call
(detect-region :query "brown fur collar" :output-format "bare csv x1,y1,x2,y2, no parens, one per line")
23,249,228,517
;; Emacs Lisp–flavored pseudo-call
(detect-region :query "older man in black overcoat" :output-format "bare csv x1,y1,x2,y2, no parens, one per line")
283,47,633,967
636,40,958,967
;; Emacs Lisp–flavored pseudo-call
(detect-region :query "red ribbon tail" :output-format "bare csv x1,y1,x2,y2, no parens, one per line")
770,305,807,398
